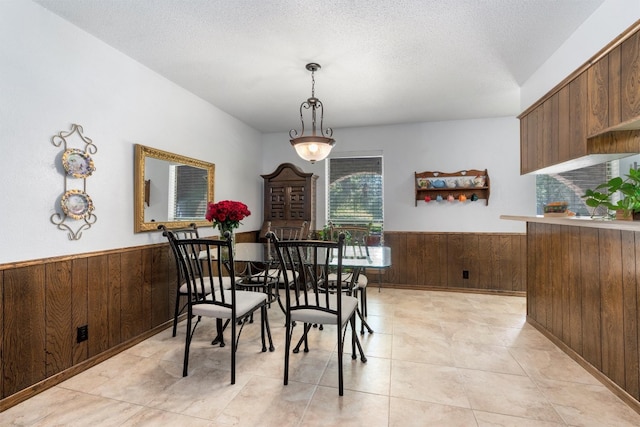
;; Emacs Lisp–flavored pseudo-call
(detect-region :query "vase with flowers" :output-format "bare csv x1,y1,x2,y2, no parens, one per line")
205,200,251,258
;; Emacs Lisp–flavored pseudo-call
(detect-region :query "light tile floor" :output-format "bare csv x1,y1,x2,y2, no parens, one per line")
3,288,640,426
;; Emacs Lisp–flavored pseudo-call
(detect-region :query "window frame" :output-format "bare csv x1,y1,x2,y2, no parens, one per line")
326,154,384,229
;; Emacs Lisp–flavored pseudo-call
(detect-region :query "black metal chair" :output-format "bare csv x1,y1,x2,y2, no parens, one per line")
159,223,200,337
172,232,274,383
268,232,366,396
325,224,375,336
160,223,236,337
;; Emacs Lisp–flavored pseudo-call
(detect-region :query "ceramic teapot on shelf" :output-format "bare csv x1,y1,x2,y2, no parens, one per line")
473,176,486,187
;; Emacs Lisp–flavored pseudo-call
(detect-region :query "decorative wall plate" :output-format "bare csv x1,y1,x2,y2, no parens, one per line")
61,189,94,220
62,149,95,178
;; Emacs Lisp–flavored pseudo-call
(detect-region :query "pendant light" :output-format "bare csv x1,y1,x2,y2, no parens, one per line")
289,63,335,163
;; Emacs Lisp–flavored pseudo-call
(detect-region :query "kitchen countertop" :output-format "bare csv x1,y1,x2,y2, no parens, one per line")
500,214,640,232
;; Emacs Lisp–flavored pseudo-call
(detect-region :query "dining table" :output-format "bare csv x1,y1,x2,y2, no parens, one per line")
208,241,391,345
231,242,392,273
231,242,391,329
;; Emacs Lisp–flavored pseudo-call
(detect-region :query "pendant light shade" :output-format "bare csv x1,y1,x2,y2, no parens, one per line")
289,63,335,163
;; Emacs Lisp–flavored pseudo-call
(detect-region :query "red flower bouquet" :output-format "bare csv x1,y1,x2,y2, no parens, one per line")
205,200,251,233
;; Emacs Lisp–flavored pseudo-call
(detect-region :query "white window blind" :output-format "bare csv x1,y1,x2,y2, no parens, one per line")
328,156,383,225
172,165,208,220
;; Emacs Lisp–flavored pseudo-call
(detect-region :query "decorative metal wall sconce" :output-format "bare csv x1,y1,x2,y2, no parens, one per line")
51,124,97,240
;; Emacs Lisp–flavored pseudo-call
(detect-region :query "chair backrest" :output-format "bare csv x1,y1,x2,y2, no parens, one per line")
159,223,200,286
170,234,236,308
265,220,307,260
159,223,200,240
268,232,346,316
329,224,370,259
265,220,307,240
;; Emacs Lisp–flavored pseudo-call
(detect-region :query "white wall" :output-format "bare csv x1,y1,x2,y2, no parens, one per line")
262,117,535,233
521,0,640,109
0,1,264,264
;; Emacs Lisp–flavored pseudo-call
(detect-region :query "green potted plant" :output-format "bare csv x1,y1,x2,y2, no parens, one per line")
582,167,640,220
316,223,332,240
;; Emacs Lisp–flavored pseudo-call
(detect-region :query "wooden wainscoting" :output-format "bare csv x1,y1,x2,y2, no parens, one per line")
0,244,175,410
526,222,640,407
380,231,526,294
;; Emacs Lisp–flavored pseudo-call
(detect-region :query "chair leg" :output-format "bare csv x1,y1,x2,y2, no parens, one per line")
213,318,226,347
350,315,357,360
293,323,312,353
182,327,190,376
351,315,367,363
337,320,344,396
284,317,292,386
262,305,275,352
173,292,182,337
182,312,199,376
362,286,367,317
231,314,236,385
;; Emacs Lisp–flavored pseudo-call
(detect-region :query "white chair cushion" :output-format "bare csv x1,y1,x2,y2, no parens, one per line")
179,276,233,294
327,272,367,288
192,290,267,319
355,274,368,288
290,294,358,327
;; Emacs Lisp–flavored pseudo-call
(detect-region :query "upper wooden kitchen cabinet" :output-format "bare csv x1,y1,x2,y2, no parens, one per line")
620,30,640,125
587,56,609,137
588,29,640,134
557,84,571,162
519,20,640,174
520,87,563,173
607,45,622,129
568,70,588,160
260,162,317,238
543,91,560,167
520,104,537,174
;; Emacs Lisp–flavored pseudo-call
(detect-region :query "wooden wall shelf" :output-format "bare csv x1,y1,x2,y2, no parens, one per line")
414,169,490,206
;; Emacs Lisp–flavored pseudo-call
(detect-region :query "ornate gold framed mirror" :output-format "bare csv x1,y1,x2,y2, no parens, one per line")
134,144,215,232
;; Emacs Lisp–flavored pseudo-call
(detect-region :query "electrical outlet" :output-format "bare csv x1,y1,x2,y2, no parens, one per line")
77,325,88,343
462,270,469,279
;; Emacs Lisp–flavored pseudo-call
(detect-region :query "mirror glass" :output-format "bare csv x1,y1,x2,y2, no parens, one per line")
134,144,215,232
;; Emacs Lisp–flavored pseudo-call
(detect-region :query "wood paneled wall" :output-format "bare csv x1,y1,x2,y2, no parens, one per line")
527,223,640,403
382,231,526,293
0,245,176,404
0,230,525,410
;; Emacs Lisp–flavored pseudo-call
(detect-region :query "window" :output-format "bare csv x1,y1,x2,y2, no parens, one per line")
327,156,383,228
536,162,613,216
169,164,208,220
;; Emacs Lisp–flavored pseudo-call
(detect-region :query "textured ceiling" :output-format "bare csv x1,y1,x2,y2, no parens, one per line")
33,0,605,133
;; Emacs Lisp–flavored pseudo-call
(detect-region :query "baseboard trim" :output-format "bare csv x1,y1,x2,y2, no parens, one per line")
379,283,525,297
